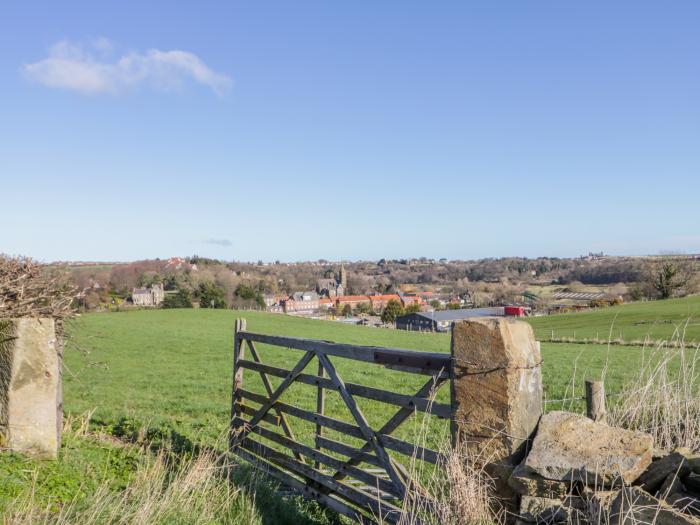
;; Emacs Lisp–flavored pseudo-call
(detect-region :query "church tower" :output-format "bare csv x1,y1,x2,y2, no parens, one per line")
339,265,347,289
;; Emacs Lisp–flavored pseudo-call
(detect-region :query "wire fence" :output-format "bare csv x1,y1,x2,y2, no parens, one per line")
543,391,624,405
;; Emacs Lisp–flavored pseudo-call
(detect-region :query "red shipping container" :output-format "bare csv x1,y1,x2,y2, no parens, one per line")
504,306,525,317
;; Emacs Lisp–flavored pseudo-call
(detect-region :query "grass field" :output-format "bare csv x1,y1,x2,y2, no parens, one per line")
61,309,659,445
3,304,694,521
528,295,700,343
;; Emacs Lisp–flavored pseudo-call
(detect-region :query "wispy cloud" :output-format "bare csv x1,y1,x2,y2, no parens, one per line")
23,39,232,96
203,238,233,247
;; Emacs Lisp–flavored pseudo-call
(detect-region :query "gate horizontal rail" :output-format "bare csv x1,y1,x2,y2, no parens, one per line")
228,319,451,524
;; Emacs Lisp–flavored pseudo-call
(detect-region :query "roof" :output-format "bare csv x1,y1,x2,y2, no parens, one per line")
399,307,505,323
132,287,149,295
552,291,606,300
369,294,400,302
293,291,319,301
336,295,371,302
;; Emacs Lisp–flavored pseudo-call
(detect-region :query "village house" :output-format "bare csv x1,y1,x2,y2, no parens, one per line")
335,295,371,310
165,256,198,272
319,297,334,310
368,294,401,311
317,294,425,313
282,291,320,313
399,295,422,308
131,283,165,307
263,294,287,313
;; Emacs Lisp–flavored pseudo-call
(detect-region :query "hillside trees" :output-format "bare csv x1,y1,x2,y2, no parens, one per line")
162,288,193,309
381,299,404,324
198,282,227,309
231,284,265,309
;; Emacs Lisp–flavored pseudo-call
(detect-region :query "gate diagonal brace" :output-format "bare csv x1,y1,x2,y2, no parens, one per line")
231,349,315,448
317,352,408,499
331,373,447,483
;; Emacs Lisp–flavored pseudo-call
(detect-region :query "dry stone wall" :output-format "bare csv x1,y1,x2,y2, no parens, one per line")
448,317,699,525
511,412,700,525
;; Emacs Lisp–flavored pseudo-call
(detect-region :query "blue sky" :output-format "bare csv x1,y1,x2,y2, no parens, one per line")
1,2,699,262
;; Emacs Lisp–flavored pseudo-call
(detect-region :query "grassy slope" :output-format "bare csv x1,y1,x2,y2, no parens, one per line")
64,309,653,446
527,295,700,343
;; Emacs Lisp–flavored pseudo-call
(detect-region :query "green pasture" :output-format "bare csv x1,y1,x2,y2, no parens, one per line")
5,306,689,520
63,309,661,451
527,295,700,343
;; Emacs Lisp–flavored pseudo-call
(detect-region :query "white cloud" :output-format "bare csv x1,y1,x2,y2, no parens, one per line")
23,40,232,96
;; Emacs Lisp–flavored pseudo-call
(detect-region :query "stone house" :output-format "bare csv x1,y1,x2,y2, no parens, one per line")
131,283,165,307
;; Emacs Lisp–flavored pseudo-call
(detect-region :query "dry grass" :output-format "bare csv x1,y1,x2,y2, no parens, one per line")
395,441,501,525
5,449,260,525
2,414,261,525
608,334,700,452
391,387,502,525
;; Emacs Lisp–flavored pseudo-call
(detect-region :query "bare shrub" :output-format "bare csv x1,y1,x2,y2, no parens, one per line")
0,255,77,318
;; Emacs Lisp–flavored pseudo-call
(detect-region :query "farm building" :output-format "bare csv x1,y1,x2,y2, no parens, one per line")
395,307,505,332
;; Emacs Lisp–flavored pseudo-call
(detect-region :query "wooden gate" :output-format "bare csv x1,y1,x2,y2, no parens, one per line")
228,319,453,524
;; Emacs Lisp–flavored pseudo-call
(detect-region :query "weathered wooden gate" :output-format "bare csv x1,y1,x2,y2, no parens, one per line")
228,319,453,524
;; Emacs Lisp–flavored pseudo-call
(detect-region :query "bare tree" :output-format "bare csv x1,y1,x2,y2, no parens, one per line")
648,257,696,299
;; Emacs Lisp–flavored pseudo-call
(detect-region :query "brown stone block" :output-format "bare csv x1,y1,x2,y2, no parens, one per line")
451,317,543,515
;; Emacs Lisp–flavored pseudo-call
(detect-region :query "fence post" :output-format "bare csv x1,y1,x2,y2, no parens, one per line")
230,318,247,450
451,317,543,515
585,380,606,423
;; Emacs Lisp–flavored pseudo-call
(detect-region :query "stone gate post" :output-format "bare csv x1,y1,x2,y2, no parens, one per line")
0,318,61,459
450,317,543,512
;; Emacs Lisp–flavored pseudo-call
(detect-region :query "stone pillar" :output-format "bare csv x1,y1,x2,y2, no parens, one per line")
0,318,60,459
451,317,543,512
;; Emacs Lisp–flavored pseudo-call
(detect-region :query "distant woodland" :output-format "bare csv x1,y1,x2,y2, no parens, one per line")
65,254,699,311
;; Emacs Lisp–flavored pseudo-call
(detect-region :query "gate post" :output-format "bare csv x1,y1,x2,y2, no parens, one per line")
450,317,542,514
229,318,246,449
0,318,61,459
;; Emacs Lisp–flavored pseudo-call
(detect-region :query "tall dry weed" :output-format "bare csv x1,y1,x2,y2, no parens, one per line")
608,334,700,452
392,382,502,525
